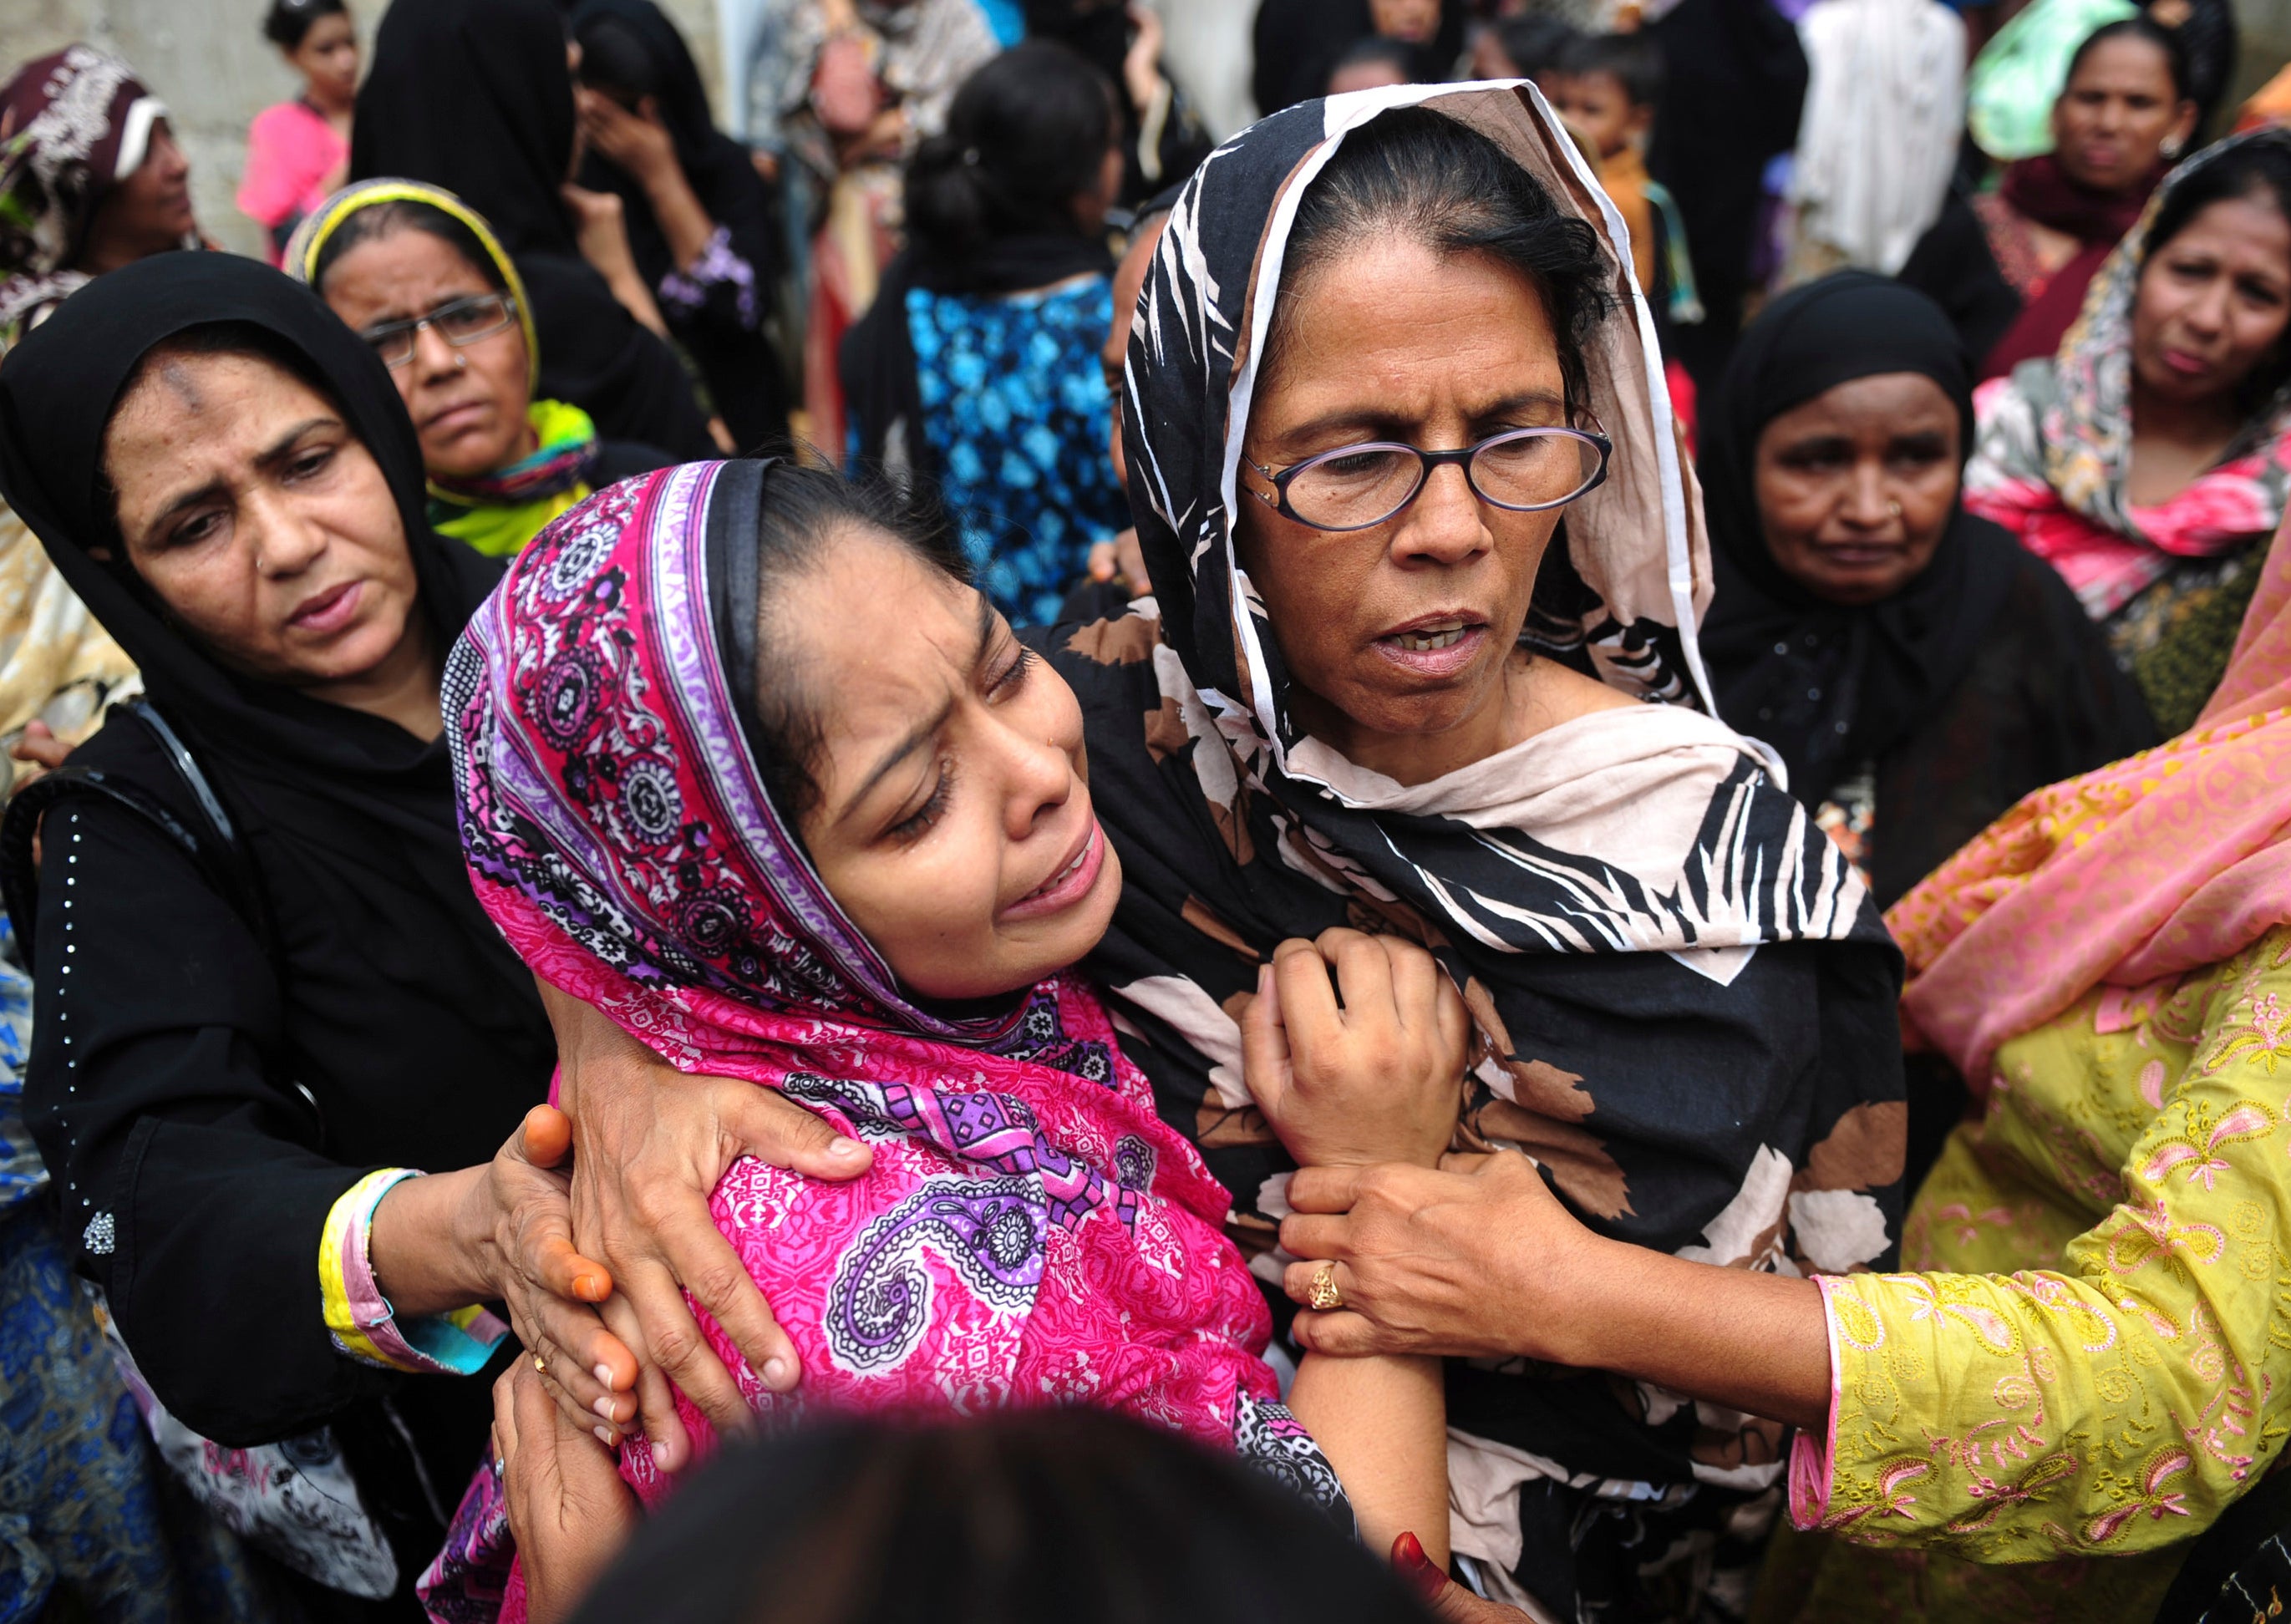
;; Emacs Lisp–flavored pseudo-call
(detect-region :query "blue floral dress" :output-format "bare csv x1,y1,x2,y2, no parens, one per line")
904,277,1130,627
1,918,270,1620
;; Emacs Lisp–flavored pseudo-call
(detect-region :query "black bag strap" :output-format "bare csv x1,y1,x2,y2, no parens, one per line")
2,700,277,967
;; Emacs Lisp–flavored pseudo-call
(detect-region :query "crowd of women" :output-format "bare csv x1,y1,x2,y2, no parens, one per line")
5,0,2291,1621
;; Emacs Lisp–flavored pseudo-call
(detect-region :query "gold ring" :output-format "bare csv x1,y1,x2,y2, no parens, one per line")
1306,1261,1344,1312
532,1352,548,1375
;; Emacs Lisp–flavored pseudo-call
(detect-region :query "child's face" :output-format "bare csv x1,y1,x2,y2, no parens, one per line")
788,530,1122,1002
1369,0,1440,44
1549,70,1649,160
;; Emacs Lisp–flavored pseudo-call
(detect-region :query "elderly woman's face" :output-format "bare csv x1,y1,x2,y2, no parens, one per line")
1237,240,1569,761
2131,192,2291,409
1752,373,1959,606
319,225,536,482
100,348,424,689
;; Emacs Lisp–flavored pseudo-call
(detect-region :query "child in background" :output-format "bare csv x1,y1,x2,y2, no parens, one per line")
1549,31,1702,438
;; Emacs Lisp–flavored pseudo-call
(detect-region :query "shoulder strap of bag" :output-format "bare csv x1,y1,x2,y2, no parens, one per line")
1,700,277,967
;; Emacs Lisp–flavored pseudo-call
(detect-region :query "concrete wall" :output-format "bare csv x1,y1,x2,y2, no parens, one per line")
0,0,723,260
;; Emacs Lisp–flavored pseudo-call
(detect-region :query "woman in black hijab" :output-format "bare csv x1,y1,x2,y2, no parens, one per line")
0,253,611,1614
571,0,790,453
1699,272,2154,1189
351,0,718,460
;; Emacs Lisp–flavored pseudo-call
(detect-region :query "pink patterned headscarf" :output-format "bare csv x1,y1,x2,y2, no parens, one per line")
1888,514,2291,1086
430,462,1278,1612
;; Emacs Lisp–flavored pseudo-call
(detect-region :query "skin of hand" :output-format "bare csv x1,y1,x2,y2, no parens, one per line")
1242,928,1471,1170
1392,1533,1536,1621
576,89,679,184
1123,4,1166,113
1278,1153,1832,1430
1085,530,1151,597
495,1361,642,1624
11,719,71,775
558,185,673,338
368,1106,643,1438
541,979,875,1473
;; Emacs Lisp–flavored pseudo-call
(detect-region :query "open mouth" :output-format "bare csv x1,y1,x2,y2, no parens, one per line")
1004,821,1105,921
1372,613,1491,678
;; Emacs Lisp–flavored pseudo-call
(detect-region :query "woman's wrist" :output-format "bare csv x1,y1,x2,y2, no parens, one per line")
369,1165,498,1316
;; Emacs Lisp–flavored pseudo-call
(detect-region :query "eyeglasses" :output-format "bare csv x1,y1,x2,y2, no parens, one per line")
358,292,519,369
1245,424,1612,533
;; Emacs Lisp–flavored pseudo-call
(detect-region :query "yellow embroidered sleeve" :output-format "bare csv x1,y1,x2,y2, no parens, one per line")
1794,930,2291,1559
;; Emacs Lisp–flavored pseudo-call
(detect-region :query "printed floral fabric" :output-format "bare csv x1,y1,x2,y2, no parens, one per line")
1962,131,2291,681
0,1206,277,1622
425,462,1308,1620
902,277,1129,627
1786,926,2291,1614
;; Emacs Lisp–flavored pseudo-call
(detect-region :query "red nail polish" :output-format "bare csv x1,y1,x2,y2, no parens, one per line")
1391,1531,1445,1602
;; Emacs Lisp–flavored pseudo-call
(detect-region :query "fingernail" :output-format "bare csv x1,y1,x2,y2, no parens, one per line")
1392,1533,1445,1602
594,1363,616,1389
763,1357,789,1388
594,1425,617,1447
829,1138,866,1162
574,1275,605,1301
592,1393,617,1420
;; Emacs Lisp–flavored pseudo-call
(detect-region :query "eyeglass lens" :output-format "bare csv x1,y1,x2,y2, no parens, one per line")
1284,430,1602,530
367,296,515,367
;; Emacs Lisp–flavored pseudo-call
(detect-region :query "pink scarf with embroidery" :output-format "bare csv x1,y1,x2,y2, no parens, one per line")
419,461,1275,1618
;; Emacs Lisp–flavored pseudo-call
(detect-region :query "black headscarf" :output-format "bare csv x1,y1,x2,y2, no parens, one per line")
352,0,717,458
1699,272,2021,816
570,0,774,289
0,251,539,1059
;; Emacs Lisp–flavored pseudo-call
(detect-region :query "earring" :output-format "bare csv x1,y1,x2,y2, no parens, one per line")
2163,134,2187,159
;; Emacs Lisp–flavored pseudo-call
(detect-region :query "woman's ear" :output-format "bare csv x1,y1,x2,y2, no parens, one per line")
2168,99,2200,156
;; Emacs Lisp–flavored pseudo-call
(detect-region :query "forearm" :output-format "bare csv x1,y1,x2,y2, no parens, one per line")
1288,1352,1449,1565
368,1166,495,1317
639,163,719,272
1557,1241,1831,1431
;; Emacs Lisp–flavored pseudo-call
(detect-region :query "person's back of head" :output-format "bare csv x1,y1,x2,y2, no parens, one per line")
1552,33,1664,160
1329,36,1422,95
566,1409,1438,1624
1484,14,1580,84
905,39,1121,266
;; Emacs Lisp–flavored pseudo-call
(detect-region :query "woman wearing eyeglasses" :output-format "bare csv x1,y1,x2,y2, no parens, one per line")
289,180,671,558
540,85,1910,1624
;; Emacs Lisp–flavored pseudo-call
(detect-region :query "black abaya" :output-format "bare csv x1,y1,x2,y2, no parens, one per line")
0,254,556,1609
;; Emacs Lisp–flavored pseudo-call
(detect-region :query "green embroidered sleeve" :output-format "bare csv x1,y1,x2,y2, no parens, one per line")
1790,928,2291,1559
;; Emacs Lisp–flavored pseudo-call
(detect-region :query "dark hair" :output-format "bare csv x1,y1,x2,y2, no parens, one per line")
1272,107,1615,414
1328,37,1421,88
2064,17,2192,105
2142,139,2291,414
744,463,968,829
566,1410,1435,1624
309,199,506,296
1557,32,1666,109
574,13,659,107
1492,15,1580,79
906,39,1120,261
262,0,348,50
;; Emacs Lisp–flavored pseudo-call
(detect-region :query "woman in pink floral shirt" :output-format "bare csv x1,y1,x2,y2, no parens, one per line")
1964,129,2291,733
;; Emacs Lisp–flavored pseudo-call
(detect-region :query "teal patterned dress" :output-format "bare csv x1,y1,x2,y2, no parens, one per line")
904,277,1130,627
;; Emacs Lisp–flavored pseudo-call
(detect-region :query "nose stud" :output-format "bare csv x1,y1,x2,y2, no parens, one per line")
1887,500,1903,520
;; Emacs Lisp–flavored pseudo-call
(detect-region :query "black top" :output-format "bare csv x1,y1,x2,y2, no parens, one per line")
1646,0,1808,391
352,0,719,459
1897,188,2024,368
571,0,791,453
0,254,555,1600
1699,272,2156,909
